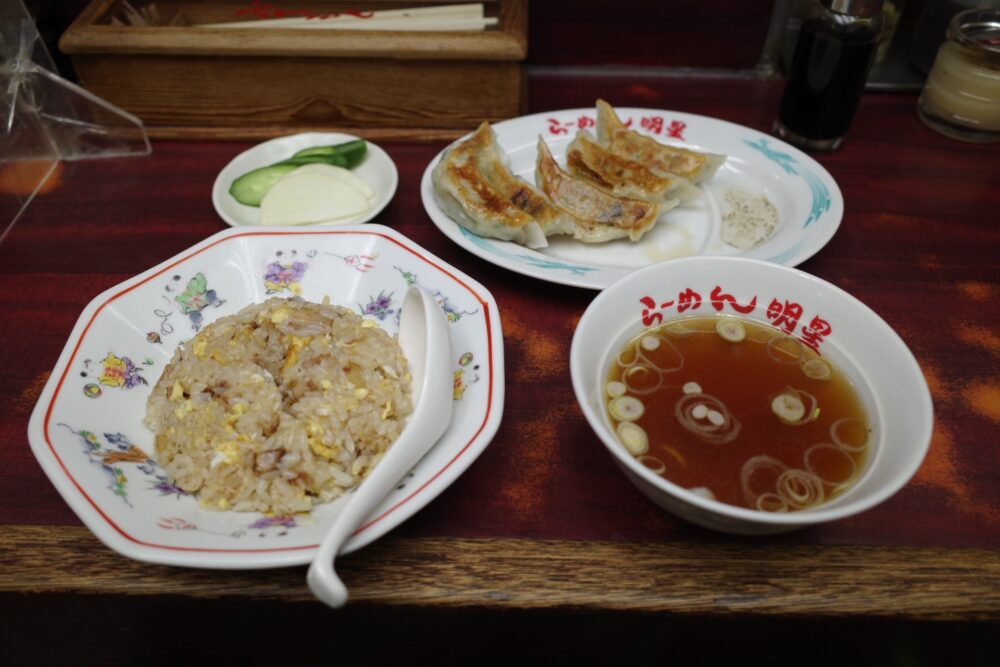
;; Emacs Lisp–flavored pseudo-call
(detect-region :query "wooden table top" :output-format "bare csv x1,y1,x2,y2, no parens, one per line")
1,75,998,660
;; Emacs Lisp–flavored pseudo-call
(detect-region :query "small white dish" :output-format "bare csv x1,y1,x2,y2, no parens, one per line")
212,133,398,227
28,224,504,568
570,256,933,534
421,107,844,290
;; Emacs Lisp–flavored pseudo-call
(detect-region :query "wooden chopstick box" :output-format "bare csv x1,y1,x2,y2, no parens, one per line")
59,1,527,141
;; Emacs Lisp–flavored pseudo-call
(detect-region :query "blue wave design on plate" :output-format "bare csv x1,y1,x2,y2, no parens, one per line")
765,241,805,265
743,137,831,228
458,226,598,276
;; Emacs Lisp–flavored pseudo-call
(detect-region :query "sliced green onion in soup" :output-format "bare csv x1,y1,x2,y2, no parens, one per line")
609,395,645,422
617,421,649,455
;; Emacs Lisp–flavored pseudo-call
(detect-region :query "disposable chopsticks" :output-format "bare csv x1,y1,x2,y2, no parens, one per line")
199,3,498,32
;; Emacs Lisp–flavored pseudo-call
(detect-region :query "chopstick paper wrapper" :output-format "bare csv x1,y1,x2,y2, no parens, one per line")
201,3,498,31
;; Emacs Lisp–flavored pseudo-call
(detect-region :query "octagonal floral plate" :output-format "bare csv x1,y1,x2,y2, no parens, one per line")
27,225,504,569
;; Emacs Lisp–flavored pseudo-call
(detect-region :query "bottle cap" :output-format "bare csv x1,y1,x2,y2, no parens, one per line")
824,0,883,17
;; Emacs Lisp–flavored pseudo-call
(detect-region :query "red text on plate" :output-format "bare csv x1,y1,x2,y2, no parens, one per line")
640,116,665,135
767,298,803,333
800,316,833,352
710,286,757,314
637,288,831,354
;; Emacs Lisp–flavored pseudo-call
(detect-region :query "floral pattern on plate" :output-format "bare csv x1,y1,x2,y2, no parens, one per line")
28,225,504,569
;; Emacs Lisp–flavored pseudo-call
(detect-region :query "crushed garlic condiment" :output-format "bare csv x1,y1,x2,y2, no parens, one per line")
719,188,778,250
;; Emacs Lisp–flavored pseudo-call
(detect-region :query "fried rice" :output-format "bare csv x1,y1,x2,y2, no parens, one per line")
144,297,412,514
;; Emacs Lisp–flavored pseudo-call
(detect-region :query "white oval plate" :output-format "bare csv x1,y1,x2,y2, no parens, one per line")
213,133,398,227
28,225,504,569
421,108,844,290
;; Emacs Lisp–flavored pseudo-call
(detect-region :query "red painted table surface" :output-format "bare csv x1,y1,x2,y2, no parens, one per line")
2,77,998,553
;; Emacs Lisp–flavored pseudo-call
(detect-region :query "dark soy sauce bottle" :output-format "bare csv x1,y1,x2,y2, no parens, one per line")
774,0,884,152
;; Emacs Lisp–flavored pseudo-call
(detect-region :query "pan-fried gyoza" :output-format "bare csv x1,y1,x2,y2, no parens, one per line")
596,99,726,184
431,122,555,249
430,101,727,249
535,137,662,244
566,130,699,204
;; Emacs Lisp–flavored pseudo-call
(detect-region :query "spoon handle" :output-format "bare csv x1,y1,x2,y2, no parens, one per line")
307,287,453,608
307,423,428,607
311,417,432,569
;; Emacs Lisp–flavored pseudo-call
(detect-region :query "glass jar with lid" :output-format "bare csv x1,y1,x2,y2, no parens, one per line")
917,8,1000,142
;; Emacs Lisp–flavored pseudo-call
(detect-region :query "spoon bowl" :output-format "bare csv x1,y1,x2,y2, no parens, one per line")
307,285,453,608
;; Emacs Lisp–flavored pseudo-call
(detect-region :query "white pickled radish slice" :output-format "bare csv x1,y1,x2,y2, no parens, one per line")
261,171,371,226
292,163,375,201
617,422,649,455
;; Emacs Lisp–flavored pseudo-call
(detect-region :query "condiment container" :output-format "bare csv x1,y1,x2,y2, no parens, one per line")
910,0,1000,75
773,0,885,152
917,8,1000,142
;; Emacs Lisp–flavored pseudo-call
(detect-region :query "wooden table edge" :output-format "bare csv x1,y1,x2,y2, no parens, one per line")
2,525,997,621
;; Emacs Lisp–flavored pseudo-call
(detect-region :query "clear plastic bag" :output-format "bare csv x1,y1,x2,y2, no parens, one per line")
1,0,150,242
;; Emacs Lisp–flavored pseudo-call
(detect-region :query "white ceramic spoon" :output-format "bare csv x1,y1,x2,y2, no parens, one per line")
307,286,453,608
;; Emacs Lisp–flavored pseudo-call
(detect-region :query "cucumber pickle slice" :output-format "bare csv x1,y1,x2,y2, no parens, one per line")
229,140,364,207
293,140,367,168
229,164,301,207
